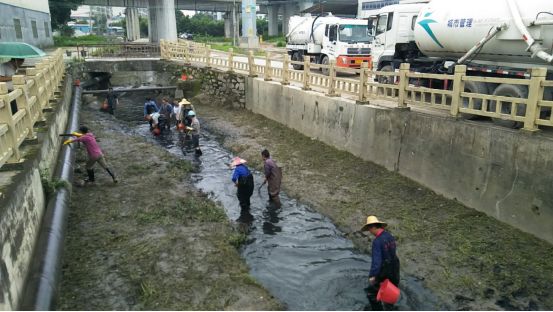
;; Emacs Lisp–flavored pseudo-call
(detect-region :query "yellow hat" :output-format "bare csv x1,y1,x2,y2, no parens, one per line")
230,157,247,168
179,98,191,105
360,215,387,231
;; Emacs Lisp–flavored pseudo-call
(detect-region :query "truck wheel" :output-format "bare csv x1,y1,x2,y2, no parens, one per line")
377,65,394,84
489,83,528,128
292,52,304,70
321,56,330,76
460,81,490,120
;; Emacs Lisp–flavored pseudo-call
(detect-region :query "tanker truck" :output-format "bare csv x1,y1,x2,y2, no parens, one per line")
368,0,553,127
286,14,372,73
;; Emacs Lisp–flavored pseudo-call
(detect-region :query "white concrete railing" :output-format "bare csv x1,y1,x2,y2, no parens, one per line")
160,39,553,132
0,49,65,170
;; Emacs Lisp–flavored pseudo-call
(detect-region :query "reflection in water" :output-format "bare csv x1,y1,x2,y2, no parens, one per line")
130,123,444,311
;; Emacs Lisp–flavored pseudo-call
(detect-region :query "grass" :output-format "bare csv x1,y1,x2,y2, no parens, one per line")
54,35,112,47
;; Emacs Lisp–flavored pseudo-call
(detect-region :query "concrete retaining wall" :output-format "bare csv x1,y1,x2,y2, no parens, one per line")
246,78,553,244
0,75,72,310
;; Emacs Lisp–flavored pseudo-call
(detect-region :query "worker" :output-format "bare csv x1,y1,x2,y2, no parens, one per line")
360,215,400,311
64,126,118,184
230,157,254,223
188,110,202,156
0,58,25,115
105,87,118,115
172,99,181,129
143,97,158,129
159,97,173,130
259,149,282,204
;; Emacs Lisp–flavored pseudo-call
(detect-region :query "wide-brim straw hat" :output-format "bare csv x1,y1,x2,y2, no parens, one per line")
230,157,247,168
179,98,191,105
360,215,387,231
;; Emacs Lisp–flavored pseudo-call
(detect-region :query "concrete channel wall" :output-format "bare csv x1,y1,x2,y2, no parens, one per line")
0,76,72,310
245,78,553,244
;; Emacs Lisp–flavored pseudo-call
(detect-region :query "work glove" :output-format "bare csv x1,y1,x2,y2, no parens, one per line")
63,139,72,145
71,132,83,137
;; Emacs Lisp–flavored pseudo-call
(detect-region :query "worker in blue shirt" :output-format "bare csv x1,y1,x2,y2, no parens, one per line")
361,215,400,311
231,157,254,223
144,97,159,129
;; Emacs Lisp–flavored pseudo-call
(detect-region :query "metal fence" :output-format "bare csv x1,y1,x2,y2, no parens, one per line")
0,49,65,170
160,39,553,132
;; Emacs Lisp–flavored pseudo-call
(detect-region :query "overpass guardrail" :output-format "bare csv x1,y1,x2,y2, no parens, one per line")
0,49,65,170
64,43,161,60
160,39,553,132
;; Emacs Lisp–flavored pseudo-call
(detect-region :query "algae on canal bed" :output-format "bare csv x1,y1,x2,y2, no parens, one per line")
195,94,553,311
58,102,282,310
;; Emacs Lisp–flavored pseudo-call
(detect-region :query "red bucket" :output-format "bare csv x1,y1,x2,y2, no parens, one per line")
377,279,400,304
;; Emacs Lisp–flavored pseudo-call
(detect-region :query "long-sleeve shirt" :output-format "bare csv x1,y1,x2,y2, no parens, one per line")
144,101,159,115
369,229,398,277
73,133,103,159
232,164,251,184
190,117,200,135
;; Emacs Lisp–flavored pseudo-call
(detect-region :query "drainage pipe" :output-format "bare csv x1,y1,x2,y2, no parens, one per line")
20,78,81,310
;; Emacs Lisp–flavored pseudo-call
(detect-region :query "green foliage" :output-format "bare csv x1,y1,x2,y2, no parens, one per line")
256,18,268,37
49,0,84,30
59,25,75,37
276,41,286,47
54,35,108,47
176,13,224,37
227,232,247,249
40,168,69,200
139,16,149,37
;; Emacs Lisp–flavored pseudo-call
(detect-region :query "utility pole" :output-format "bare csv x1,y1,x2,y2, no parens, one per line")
232,0,237,46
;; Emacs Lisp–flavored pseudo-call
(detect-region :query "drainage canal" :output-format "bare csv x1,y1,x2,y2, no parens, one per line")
126,121,443,311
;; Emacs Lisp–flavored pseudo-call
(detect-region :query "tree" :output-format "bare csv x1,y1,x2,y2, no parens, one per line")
139,16,149,37
49,0,84,30
176,13,224,37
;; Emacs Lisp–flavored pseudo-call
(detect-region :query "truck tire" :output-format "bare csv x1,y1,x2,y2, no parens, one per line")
460,81,490,120
489,83,528,128
321,56,330,76
377,65,394,84
292,52,304,70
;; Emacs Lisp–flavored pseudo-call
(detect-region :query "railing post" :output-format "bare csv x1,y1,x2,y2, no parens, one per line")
264,53,272,81
358,62,369,102
23,68,44,123
184,41,191,65
327,60,338,97
160,39,166,59
397,63,410,108
450,65,466,117
0,83,21,162
281,54,290,85
248,51,257,77
302,56,311,91
227,48,234,72
523,67,547,132
13,75,35,139
205,45,212,68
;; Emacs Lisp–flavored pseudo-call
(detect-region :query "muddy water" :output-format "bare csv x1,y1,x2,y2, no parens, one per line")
122,122,442,311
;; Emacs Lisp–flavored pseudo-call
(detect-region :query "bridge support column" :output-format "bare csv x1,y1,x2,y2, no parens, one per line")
282,3,297,36
125,7,140,41
299,0,314,12
224,12,234,39
267,4,279,37
147,0,177,43
240,0,259,49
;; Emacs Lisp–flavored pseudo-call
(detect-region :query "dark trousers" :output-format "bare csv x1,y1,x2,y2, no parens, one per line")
236,174,254,223
366,259,400,310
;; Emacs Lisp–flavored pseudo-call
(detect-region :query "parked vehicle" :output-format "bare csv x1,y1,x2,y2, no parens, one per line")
368,0,553,126
286,14,372,74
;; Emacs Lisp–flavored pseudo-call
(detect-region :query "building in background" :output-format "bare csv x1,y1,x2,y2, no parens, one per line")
357,0,399,18
0,0,53,47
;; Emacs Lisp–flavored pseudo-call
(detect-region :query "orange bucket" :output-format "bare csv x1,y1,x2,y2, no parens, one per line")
376,279,400,304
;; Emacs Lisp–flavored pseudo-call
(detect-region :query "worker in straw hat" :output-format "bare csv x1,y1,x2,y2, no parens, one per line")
361,215,400,311
230,157,255,224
